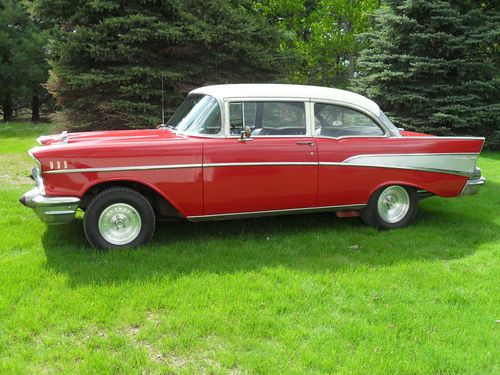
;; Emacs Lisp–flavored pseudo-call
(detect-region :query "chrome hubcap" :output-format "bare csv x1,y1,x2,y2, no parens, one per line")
377,186,410,223
98,203,142,245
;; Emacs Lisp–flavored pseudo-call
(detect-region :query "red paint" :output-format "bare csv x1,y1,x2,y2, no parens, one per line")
203,137,318,214
31,129,484,218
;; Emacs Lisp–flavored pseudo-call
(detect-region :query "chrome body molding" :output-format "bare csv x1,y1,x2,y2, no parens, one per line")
45,163,203,174
45,162,318,174
187,204,366,221
341,153,479,177
203,162,318,168
28,151,46,195
43,153,479,177
19,187,80,224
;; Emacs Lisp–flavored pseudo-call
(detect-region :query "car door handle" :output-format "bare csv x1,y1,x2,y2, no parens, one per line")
296,141,315,146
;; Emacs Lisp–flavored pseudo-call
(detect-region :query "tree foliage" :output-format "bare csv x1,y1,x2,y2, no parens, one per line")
28,0,282,130
355,0,500,146
0,0,49,121
255,0,380,87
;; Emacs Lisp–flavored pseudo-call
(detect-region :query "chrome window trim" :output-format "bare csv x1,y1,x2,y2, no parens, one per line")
172,94,225,139
187,203,367,221
310,99,390,139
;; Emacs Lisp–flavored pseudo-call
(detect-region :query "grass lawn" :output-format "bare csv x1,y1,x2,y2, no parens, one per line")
0,123,498,374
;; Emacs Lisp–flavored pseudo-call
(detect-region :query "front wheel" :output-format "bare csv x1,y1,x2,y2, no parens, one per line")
84,187,156,249
361,185,418,230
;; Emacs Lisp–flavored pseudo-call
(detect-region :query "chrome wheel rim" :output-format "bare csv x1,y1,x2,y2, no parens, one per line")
98,203,142,245
377,186,410,223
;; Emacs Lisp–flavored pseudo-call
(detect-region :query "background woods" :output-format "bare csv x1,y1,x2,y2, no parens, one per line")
0,0,498,147
0,0,52,122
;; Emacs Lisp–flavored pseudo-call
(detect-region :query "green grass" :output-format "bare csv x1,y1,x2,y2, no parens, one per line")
0,123,499,374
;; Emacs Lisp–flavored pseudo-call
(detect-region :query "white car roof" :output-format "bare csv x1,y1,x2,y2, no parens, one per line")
190,84,381,116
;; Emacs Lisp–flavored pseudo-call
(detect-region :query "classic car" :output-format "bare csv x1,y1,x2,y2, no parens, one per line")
20,84,486,249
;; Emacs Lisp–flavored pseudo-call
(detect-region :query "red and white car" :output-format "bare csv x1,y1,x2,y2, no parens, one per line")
20,84,486,249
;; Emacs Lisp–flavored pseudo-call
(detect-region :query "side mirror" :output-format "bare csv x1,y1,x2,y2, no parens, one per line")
239,126,252,141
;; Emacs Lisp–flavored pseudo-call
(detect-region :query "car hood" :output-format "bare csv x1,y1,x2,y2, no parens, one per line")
37,128,180,146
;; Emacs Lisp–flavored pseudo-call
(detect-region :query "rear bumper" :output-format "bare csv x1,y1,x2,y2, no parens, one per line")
460,176,486,197
19,187,80,224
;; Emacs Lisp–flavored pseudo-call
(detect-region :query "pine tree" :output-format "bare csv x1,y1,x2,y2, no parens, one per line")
355,0,499,147
0,0,49,122
29,0,281,130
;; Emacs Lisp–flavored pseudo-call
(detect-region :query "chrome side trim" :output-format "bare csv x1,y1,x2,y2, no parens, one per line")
203,162,318,168
319,161,473,177
43,153,478,177
45,163,203,174
391,136,485,141
342,153,479,177
187,203,366,221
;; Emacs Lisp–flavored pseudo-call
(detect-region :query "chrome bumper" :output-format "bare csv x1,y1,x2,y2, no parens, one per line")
19,187,80,224
460,176,486,197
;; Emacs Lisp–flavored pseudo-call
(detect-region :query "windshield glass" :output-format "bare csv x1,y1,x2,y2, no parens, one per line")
166,94,221,135
379,111,401,137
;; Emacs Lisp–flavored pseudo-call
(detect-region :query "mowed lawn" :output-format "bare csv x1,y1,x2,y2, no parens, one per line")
0,123,498,374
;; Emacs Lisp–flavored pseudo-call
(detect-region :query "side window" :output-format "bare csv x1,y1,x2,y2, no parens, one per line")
228,101,306,136
314,103,384,137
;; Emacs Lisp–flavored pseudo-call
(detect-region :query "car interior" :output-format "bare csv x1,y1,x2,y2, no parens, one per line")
229,101,307,136
314,103,384,137
228,101,384,137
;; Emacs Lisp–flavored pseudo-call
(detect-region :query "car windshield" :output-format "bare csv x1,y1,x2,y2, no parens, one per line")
166,94,221,135
379,111,401,137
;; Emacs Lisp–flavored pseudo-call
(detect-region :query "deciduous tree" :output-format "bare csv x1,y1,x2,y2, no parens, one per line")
255,0,380,87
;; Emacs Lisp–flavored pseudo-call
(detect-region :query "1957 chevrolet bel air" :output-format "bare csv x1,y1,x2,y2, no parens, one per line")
20,84,486,249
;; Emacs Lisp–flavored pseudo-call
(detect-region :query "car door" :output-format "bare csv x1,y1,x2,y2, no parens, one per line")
313,102,390,207
202,100,318,216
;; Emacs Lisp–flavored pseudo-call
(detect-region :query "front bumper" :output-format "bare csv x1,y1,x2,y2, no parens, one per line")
19,187,80,225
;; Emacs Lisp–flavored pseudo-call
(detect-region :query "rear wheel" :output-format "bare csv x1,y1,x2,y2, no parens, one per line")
84,187,155,249
361,185,418,230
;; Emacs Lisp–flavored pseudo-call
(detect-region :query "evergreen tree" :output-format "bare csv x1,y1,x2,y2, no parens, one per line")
355,0,500,147
0,0,49,122
29,0,281,130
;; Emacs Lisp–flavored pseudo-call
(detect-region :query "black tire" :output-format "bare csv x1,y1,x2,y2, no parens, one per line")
83,187,155,249
361,185,418,230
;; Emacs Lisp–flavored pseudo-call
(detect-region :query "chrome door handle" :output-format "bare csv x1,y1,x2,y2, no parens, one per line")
296,141,315,146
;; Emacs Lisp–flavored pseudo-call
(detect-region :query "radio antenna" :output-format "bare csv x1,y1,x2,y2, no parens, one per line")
161,74,165,125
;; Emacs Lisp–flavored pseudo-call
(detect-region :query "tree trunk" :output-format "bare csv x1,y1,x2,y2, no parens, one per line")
3,94,13,122
348,54,355,79
31,93,40,122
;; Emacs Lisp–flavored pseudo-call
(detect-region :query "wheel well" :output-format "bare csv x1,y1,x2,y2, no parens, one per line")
80,181,182,219
370,182,433,200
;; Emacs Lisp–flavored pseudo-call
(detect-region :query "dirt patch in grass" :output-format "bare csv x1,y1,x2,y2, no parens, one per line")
0,153,34,186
